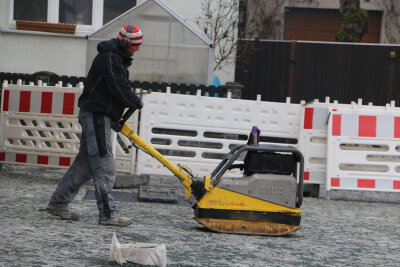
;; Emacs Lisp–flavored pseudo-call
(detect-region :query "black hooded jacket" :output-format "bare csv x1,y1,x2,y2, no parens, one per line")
78,38,143,121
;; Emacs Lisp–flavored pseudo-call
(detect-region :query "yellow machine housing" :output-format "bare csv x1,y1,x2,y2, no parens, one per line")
191,144,304,236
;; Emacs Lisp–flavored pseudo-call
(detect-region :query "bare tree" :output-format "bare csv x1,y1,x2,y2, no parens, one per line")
379,0,400,43
243,0,286,40
196,0,239,71
196,0,291,71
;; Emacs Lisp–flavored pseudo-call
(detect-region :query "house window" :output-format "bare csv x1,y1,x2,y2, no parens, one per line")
59,0,93,25
103,0,137,24
11,0,137,34
14,0,48,22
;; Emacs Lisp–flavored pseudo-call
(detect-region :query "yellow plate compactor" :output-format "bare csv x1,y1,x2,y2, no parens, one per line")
113,109,304,236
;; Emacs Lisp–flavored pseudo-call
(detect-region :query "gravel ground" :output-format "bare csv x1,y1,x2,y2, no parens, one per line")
0,164,399,267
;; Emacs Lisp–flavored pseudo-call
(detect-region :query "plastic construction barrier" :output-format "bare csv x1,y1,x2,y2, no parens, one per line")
297,98,358,184
327,107,400,193
296,98,396,186
0,81,138,173
298,101,331,184
137,89,302,177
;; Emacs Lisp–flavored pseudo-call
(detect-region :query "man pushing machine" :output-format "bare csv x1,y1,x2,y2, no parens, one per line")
45,25,144,227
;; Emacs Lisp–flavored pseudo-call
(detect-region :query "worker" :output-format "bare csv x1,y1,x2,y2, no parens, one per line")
45,25,144,227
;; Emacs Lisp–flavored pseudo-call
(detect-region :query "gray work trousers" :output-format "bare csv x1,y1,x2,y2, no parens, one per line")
47,109,118,219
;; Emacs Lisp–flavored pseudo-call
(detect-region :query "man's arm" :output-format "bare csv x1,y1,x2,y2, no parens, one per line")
104,52,143,109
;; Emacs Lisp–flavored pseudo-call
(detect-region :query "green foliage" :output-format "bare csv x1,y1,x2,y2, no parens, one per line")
336,0,369,42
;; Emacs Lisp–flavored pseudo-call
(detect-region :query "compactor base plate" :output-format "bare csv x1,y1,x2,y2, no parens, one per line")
194,217,300,236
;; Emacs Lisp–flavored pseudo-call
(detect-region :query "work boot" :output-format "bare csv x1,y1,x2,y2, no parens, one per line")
45,208,80,221
99,217,132,227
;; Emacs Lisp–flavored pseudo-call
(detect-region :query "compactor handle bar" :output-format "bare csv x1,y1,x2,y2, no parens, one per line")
112,108,136,132
111,107,194,200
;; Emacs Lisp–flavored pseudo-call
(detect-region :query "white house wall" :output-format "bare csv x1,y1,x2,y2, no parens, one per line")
0,0,87,77
0,32,87,77
0,0,8,27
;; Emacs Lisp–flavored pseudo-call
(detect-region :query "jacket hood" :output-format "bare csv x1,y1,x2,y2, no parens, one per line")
97,38,133,65
97,38,120,53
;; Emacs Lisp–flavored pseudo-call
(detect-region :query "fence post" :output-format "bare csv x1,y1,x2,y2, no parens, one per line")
288,40,297,98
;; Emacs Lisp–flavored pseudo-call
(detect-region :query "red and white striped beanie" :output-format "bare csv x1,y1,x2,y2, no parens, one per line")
117,24,143,46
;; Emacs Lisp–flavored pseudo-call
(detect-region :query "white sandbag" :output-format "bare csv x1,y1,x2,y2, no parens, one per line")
110,232,167,267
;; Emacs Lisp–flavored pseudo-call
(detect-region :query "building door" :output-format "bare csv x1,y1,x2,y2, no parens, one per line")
283,8,382,43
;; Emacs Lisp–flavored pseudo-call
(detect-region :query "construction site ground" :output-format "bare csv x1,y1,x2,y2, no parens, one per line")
0,164,399,267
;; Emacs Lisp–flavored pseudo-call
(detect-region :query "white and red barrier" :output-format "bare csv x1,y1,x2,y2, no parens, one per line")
0,152,73,167
137,89,301,177
297,99,385,185
2,85,79,114
298,102,330,184
327,108,400,193
0,81,138,173
297,98,357,184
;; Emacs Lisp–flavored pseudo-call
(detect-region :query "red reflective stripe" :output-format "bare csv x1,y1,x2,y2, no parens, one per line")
358,179,375,188
41,92,53,113
394,181,400,190
395,117,400,138
332,114,341,136
359,116,376,137
62,93,75,115
59,157,71,166
304,172,310,180
16,154,27,163
37,155,49,165
2,90,10,111
304,108,314,129
19,91,31,112
331,178,340,187
0,152,5,161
